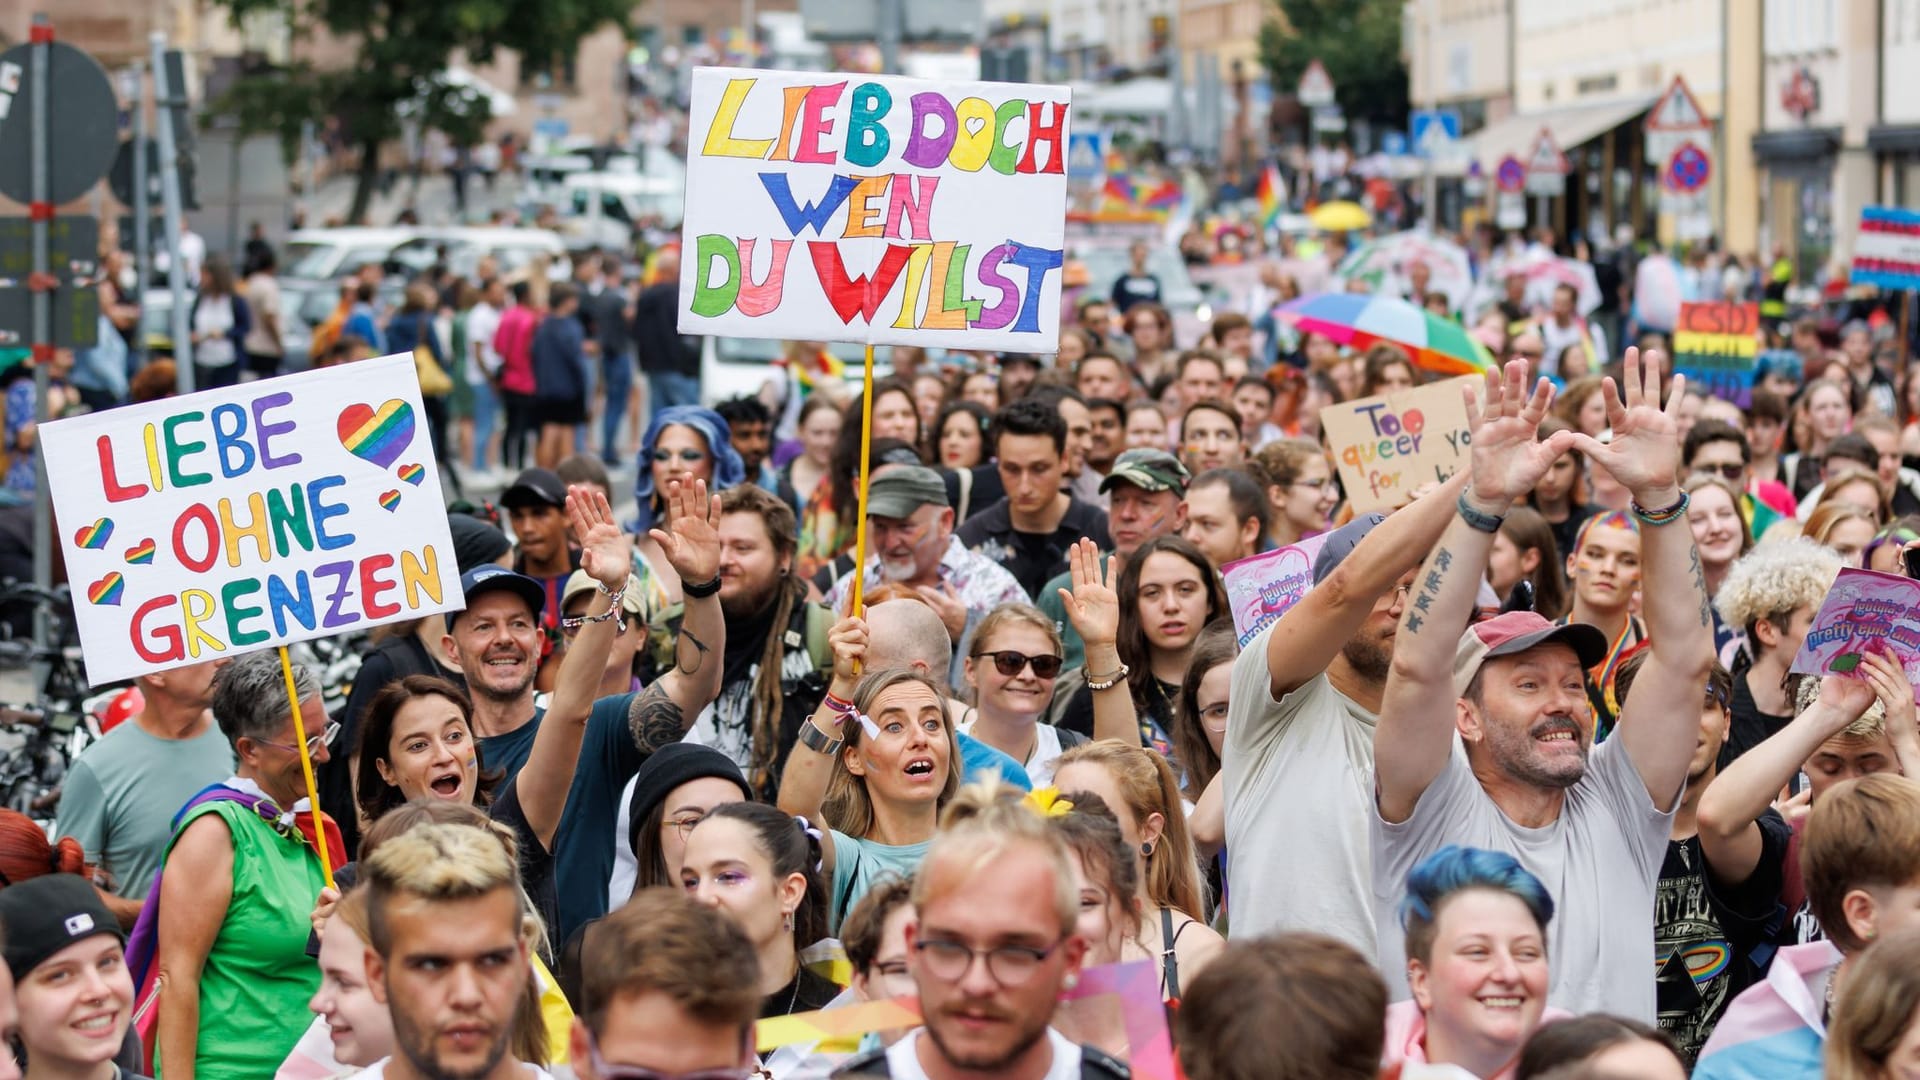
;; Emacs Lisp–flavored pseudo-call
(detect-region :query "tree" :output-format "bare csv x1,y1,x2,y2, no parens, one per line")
212,0,630,222
1259,0,1409,135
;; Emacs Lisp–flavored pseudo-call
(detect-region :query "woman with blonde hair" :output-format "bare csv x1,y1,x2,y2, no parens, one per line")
1817,471,1893,526
1805,501,1879,568
1825,928,1920,1080
1684,472,1754,653
778,618,961,930
1248,438,1336,547
1053,740,1224,999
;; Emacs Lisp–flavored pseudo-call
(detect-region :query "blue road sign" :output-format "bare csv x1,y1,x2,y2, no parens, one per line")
1666,142,1711,193
1495,155,1526,193
1067,131,1108,180
1381,131,1408,156
1409,109,1461,157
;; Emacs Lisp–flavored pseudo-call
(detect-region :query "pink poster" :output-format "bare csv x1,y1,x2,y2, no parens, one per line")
1789,567,1920,681
1222,534,1328,647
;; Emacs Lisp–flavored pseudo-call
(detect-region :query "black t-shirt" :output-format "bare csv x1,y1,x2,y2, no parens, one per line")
1656,814,1792,1064
760,965,842,1020
1721,667,1795,771
1059,678,1178,761
954,496,1113,600
1110,273,1162,312
487,776,560,937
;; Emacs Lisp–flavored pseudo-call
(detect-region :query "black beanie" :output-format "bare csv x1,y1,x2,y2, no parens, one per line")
448,512,513,575
627,743,753,860
0,873,124,979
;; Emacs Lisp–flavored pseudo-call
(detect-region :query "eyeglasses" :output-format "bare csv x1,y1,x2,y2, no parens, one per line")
582,1028,754,1080
913,936,1062,986
1198,702,1229,733
1695,462,1745,481
651,448,708,464
1293,478,1336,493
974,650,1064,680
256,720,341,757
666,812,707,842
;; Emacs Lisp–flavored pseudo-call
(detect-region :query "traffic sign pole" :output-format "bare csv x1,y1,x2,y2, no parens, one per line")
29,13,52,663
150,31,193,388
131,61,150,370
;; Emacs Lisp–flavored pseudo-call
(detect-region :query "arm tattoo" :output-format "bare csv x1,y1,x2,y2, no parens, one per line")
627,681,687,754
1687,547,1712,627
1403,547,1454,635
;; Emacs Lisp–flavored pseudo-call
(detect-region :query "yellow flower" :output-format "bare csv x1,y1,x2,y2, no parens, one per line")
1023,786,1075,818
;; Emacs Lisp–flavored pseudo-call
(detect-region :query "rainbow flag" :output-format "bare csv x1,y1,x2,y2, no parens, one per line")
1102,174,1136,209
1257,164,1286,227
1141,179,1182,209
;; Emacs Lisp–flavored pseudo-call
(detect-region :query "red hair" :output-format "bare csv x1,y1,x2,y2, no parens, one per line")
0,809,87,885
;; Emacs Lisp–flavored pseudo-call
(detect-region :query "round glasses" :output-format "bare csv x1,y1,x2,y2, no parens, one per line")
913,936,1062,986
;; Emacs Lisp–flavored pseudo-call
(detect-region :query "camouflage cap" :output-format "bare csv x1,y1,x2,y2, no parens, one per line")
1099,448,1192,496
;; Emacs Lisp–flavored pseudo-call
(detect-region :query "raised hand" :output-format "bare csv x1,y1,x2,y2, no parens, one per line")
1058,539,1121,649
1861,649,1918,748
914,580,969,642
567,484,634,592
827,615,869,688
1462,359,1574,513
1567,347,1684,502
1815,670,1878,726
647,478,721,587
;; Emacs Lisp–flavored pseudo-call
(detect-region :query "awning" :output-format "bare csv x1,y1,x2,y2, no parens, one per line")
1464,94,1659,168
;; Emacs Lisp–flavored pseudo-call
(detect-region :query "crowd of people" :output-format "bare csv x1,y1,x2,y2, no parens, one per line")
5,215,1920,1080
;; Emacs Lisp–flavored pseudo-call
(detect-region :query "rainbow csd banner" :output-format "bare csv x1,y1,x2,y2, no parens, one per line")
678,67,1072,352
43,354,461,684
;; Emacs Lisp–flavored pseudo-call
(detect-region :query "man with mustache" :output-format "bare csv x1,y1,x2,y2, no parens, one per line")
358,821,545,1080
1370,352,1714,1020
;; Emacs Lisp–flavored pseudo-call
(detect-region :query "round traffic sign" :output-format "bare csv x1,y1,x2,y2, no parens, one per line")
1665,142,1711,194
0,40,120,205
1495,155,1526,194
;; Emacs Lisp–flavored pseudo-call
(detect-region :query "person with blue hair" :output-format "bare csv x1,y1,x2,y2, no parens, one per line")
1383,845,1570,1080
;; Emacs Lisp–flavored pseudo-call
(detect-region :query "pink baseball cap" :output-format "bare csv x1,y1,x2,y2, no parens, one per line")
1452,611,1609,698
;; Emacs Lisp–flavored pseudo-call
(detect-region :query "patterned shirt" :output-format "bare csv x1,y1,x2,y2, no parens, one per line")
824,535,1028,618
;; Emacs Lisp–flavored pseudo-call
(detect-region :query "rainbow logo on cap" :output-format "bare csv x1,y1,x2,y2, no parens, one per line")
379,489,402,512
124,539,156,565
398,462,425,486
74,518,113,550
88,573,124,606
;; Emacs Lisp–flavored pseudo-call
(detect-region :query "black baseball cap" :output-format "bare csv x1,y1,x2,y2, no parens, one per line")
501,467,567,510
0,874,125,980
456,565,546,622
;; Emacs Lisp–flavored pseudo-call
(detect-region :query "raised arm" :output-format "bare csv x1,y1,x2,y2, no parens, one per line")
776,615,867,878
515,484,632,849
1861,649,1920,779
1375,362,1573,823
1697,673,1874,879
1058,539,1141,747
1569,349,1714,810
1262,469,1471,700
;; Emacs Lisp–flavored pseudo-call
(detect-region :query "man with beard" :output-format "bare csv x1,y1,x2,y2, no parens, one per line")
685,483,835,797
1614,650,1788,1065
1223,467,1471,954
443,481,725,943
1371,353,1714,1020
358,821,547,1080
833,781,1125,1079
823,467,1026,657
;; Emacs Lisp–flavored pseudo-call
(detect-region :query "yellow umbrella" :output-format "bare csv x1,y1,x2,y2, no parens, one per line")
1309,200,1373,232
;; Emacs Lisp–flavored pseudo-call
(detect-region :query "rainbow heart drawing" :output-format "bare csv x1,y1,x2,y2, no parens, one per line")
74,518,113,550
397,462,426,486
379,489,402,512
336,400,417,470
88,573,124,606
124,539,157,565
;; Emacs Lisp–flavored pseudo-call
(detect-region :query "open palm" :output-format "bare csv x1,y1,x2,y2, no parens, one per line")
566,486,633,591
1465,360,1572,507
1058,539,1121,648
1568,348,1683,497
649,478,721,584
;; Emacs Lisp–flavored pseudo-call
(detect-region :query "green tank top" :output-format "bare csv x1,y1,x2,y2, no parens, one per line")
158,798,324,1080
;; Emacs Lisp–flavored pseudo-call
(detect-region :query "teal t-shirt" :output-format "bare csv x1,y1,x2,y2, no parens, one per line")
55,721,235,899
829,832,933,933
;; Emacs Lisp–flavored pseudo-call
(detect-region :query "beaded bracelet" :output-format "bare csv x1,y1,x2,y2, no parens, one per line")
1630,490,1690,527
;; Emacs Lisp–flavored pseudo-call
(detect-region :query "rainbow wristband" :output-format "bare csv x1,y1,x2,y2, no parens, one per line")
1630,490,1690,526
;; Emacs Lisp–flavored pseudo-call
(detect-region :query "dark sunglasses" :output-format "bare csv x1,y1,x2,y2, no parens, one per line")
651,448,708,464
974,650,1063,679
1697,463,1744,481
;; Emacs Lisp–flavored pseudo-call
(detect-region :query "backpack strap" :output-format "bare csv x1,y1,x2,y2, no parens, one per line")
1080,1043,1133,1079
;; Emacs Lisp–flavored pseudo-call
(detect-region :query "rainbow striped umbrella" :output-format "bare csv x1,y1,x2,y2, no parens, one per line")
1278,292,1496,377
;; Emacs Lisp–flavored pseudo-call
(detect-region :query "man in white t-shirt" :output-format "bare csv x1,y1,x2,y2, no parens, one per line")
1223,468,1473,955
1370,352,1713,1021
834,795,1125,1079
464,277,506,475
357,821,555,1080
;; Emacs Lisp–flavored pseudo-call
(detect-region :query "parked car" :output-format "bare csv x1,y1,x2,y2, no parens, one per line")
699,335,890,407
281,227,421,283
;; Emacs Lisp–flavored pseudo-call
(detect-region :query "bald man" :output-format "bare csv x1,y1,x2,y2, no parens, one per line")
864,598,1032,790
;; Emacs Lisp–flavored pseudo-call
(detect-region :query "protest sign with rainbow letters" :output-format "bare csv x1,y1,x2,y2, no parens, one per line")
43,354,461,684
1673,301,1759,408
678,68,1071,351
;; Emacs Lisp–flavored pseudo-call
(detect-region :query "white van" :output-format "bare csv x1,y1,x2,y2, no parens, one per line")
559,170,685,253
